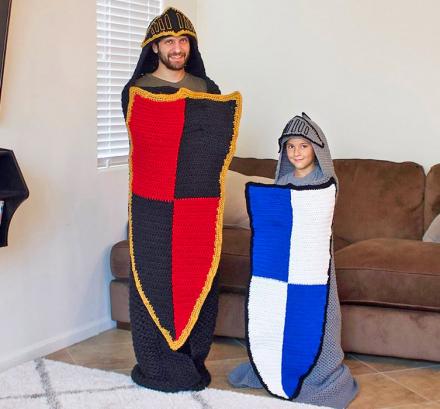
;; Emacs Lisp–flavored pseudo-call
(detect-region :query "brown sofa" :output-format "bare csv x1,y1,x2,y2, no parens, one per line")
110,157,440,361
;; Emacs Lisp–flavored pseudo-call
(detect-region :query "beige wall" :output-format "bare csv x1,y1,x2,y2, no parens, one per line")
196,0,440,170
1,0,439,371
0,0,128,370
163,0,197,22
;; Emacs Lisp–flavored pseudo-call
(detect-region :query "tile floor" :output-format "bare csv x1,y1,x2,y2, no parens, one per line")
46,329,440,409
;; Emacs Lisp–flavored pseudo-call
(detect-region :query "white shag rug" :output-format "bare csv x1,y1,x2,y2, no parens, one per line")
0,359,330,409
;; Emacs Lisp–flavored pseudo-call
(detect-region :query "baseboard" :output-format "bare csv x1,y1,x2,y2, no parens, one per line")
0,318,115,372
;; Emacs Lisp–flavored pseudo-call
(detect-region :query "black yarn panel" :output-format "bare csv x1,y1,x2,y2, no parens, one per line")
174,98,237,198
131,194,175,338
129,276,219,391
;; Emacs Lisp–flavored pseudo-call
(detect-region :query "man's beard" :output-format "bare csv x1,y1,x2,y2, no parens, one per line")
158,50,189,71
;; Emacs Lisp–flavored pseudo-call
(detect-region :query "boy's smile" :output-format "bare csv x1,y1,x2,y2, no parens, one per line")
285,137,316,177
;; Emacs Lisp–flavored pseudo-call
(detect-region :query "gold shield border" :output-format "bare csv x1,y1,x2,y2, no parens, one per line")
126,87,242,350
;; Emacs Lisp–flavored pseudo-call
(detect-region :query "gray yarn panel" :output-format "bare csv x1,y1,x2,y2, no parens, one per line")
293,266,358,409
272,114,358,407
224,113,358,406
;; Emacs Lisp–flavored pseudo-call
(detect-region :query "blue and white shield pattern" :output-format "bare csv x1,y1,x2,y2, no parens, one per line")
245,180,336,400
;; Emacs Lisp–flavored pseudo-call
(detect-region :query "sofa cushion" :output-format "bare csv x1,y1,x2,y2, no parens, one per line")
333,235,352,252
217,227,252,294
333,159,425,243
341,305,440,361
336,238,440,311
110,240,130,279
111,228,252,280
224,171,273,229
215,292,246,338
217,253,250,294
110,279,129,323
221,227,251,257
229,157,277,178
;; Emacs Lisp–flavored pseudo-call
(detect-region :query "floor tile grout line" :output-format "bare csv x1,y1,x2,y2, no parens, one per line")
348,354,380,373
380,371,432,402
47,329,440,408
69,341,134,349
371,363,440,376
65,348,77,365
382,401,437,409
232,338,247,349
348,354,440,375
347,370,432,404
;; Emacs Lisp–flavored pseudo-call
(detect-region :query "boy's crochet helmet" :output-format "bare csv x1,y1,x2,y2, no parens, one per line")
275,112,336,184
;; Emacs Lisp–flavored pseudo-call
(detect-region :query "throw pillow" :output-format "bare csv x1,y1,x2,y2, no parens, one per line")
423,214,440,243
223,170,274,229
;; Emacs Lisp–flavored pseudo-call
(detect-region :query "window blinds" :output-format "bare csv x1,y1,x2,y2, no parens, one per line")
97,0,161,168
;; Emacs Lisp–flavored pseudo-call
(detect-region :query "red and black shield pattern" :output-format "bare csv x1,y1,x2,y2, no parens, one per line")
127,87,242,350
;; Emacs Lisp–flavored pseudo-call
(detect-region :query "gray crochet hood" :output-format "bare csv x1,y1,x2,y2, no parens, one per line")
275,112,336,186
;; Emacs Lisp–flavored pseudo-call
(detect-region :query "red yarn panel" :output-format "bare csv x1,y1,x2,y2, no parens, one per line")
129,95,185,201
171,197,220,339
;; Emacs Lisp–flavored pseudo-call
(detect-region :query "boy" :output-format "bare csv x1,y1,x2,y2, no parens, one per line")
229,113,358,409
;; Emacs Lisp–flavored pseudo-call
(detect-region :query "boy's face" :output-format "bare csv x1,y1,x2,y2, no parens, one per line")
285,137,316,173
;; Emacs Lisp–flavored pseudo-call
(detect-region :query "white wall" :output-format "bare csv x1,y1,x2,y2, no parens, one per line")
0,0,129,370
163,0,197,23
196,0,440,170
1,0,438,372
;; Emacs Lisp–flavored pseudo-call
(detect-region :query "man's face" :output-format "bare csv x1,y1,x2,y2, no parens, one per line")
285,137,316,172
153,35,190,71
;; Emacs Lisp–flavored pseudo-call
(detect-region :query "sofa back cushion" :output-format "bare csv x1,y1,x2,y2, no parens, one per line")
229,157,277,178
333,159,425,243
229,157,426,244
425,164,440,231
224,170,274,229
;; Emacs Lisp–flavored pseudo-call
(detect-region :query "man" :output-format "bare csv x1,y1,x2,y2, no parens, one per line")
121,7,240,393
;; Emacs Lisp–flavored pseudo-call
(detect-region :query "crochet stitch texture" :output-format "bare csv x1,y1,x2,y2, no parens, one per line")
245,180,336,399
127,87,242,351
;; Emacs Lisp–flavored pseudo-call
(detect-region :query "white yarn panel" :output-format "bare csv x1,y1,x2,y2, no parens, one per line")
288,185,336,285
248,276,289,399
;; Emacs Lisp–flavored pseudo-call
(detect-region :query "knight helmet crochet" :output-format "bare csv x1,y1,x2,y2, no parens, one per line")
121,7,220,118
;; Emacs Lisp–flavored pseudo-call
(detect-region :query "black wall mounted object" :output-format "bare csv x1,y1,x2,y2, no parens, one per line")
0,148,29,247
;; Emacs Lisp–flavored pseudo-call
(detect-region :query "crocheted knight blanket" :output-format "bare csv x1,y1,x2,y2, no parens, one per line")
126,87,242,350
245,180,336,400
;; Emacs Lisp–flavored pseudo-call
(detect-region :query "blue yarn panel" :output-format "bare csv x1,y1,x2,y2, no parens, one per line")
281,284,328,398
247,184,292,282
